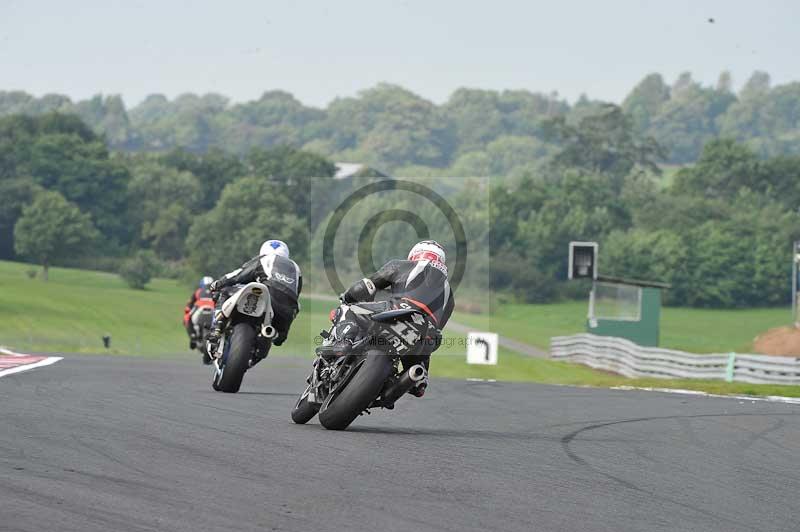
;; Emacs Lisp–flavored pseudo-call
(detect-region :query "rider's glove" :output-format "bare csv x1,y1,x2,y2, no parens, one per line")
209,279,222,293
342,278,376,304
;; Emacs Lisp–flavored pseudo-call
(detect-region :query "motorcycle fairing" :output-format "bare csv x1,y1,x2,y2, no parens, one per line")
221,282,273,319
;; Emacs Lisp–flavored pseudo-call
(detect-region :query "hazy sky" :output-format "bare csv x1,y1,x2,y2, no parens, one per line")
1,0,796,108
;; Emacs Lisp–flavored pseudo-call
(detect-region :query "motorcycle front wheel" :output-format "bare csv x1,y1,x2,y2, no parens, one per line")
291,385,320,424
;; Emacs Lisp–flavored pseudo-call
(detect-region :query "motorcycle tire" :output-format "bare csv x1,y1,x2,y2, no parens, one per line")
291,386,320,424
318,350,392,431
215,322,255,393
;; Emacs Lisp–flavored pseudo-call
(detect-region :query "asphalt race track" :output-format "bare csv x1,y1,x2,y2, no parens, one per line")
2,355,800,532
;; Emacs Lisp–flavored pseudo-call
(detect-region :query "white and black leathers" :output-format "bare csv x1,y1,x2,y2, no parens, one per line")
215,254,302,345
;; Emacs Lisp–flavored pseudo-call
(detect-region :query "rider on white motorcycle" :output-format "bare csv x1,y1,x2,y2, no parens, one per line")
208,239,302,357
341,240,455,397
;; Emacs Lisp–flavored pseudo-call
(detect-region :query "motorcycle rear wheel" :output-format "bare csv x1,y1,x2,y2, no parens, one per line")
318,350,393,431
214,322,254,393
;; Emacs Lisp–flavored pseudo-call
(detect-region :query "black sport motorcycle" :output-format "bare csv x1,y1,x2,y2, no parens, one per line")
291,299,433,430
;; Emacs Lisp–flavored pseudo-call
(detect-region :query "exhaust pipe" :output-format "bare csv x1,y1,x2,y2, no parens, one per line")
408,364,427,381
261,325,277,339
381,364,428,406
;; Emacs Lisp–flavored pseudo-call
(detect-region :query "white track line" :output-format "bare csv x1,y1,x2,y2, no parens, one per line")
611,385,800,405
0,346,63,378
461,378,800,405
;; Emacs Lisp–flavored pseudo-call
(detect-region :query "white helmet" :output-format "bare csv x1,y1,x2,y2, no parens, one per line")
260,239,290,258
200,276,214,288
408,240,445,264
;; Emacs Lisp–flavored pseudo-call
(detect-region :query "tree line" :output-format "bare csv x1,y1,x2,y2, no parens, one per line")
0,113,337,286
2,99,800,307
1,71,799,175
490,107,800,307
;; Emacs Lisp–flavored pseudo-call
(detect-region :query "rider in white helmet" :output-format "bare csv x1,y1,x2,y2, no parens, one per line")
341,240,455,397
208,239,302,357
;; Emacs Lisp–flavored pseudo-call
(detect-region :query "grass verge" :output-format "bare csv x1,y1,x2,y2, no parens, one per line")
454,301,791,353
2,260,797,398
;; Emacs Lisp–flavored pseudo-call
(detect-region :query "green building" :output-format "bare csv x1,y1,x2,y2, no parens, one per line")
586,276,670,347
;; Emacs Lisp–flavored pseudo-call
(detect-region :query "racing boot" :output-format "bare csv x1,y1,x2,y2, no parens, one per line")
250,337,272,367
206,313,226,356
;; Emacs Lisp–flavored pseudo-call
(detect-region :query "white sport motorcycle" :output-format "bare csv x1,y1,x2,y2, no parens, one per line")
208,282,277,393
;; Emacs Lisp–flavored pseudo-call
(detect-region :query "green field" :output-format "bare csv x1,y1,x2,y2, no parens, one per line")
0,259,335,357
2,260,798,397
454,301,791,354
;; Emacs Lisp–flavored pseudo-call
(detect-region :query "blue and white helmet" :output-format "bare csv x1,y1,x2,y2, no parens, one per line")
199,276,214,288
260,239,290,259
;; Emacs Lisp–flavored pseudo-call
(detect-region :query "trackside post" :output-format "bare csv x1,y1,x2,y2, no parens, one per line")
725,352,736,383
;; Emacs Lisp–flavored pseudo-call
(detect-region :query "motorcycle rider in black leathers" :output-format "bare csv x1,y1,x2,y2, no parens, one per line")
341,240,455,397
207,239,302,359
